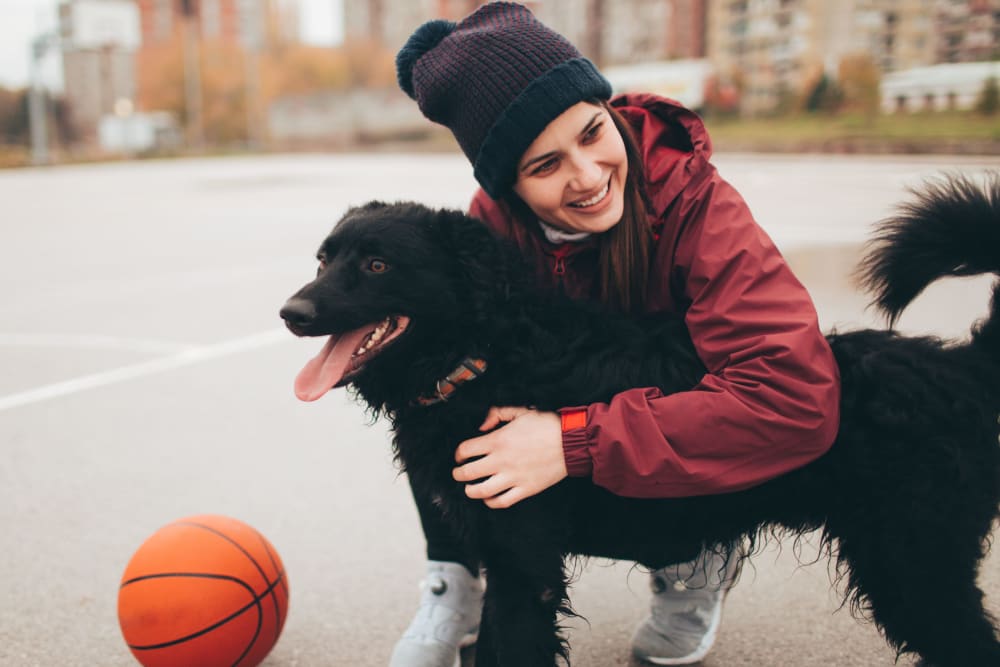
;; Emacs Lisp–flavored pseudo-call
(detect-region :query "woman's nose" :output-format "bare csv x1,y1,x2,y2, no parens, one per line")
568,155,603,191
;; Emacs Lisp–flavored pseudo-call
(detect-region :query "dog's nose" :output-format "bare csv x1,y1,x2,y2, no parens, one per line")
280,298,317,328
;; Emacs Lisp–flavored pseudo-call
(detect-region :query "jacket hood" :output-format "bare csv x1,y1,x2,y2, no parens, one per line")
610,92,713,220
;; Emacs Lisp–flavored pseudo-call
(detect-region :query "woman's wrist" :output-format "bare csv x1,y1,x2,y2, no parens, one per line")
559,407,592,477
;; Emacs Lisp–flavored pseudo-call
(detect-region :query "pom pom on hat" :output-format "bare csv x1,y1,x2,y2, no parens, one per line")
396,19,456,99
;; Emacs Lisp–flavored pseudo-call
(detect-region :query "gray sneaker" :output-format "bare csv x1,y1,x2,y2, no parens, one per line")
389,561,483,667
631,551,738,665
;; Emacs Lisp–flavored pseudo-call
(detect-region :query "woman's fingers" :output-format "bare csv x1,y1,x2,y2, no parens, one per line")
463,474,511,500
484,487,527,509
453,455,493,482
478,405,532,431
454,433,490,464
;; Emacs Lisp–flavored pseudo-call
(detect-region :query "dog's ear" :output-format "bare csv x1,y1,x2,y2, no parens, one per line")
430,208,521,323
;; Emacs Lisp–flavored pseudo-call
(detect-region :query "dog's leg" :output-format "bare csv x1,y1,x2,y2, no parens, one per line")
475,549,569,667
833,521,1000,667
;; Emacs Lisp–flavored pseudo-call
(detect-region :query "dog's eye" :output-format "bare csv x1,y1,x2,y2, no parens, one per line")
316,258,327,274
367,258,389,273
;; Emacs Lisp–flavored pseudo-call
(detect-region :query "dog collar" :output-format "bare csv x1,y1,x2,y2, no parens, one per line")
415,357,488,406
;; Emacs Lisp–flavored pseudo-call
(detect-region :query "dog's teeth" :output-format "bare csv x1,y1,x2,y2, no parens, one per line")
350,318,398,358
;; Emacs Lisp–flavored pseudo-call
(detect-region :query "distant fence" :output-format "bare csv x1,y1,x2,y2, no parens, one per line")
267,89,433,147
881,61,1000,113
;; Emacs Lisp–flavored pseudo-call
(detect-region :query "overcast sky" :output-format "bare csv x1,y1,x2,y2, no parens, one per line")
0,0,343,90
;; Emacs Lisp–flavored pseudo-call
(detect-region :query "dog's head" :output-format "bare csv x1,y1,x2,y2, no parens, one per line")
280,201,519,409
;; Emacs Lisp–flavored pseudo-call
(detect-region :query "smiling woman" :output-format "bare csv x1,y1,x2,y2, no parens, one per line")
385,3,841,666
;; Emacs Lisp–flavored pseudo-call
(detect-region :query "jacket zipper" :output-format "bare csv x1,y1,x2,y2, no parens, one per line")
551,246,571,278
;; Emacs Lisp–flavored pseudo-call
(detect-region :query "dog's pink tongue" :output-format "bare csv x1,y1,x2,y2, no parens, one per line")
294,328,370,401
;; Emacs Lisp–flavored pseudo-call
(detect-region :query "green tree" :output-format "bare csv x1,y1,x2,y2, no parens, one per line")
804,73,843,113
976,76,999,116
838,53,881,123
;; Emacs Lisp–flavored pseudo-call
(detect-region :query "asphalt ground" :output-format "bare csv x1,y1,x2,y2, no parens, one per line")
1,153,998,667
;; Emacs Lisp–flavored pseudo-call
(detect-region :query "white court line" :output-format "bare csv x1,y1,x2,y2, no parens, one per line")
0,328,289,413
0,333,198,355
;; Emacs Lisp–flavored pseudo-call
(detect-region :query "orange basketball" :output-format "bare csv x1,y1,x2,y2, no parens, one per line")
117,515,289,667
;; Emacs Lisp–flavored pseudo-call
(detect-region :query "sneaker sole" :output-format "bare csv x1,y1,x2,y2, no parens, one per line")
634,593,726,666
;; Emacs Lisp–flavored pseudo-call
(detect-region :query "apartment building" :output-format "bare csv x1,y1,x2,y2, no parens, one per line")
850,0,936,72
133,0,298,47
708,0,998,115
58,0,140,140
307,0,1000,121
341,0,707,64
936,0,1000,63
709,0,829,114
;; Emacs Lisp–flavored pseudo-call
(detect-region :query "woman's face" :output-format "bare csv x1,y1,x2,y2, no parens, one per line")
512,101,628,235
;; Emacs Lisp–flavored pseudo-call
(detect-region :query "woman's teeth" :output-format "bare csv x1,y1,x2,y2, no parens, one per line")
570,182,609,208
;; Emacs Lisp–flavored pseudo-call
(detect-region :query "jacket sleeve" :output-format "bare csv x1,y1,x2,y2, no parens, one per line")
562,168,841,498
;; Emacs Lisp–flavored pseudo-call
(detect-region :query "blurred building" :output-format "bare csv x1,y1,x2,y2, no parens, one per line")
341,0,707,63
131,0,301,147
708,0,1000,116
133,0,298,47
850,0,936,72
666,0,708,60
709,1,840,115
935,0,1000,63
58,0,141,142
342,0,478,51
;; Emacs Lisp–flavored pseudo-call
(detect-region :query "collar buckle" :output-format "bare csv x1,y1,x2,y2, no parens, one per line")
415,357,488,406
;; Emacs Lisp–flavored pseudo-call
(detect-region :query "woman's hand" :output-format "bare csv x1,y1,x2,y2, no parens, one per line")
452,406,567,509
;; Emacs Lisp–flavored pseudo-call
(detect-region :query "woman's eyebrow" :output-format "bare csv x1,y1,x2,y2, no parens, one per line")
578,111,602,136
519,111,603,173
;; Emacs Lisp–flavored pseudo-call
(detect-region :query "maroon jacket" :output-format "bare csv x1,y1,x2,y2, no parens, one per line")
468,93,841,499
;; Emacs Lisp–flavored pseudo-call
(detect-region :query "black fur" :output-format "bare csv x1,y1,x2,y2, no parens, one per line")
281,175,1000,666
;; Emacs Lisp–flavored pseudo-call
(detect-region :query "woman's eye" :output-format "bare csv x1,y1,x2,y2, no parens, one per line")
583,122,603,143
532,158,558,176
368,258,388,273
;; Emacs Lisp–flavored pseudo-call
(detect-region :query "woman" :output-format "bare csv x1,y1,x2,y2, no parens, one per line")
390,3,840,666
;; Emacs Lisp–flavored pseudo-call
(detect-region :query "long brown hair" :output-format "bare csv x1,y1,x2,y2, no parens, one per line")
599,100,653,314
504,100,653,314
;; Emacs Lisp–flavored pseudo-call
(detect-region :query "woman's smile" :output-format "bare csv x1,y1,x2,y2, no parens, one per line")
567,178,612,209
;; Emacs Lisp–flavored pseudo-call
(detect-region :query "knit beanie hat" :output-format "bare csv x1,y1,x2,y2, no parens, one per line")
396,1,612,199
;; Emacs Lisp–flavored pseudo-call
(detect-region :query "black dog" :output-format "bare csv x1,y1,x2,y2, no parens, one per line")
281,175,1000,667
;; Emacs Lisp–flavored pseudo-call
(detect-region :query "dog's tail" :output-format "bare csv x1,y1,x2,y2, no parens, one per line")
857,172,1000,348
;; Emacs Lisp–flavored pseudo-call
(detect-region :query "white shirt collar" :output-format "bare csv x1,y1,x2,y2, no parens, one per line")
538,220,592,244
